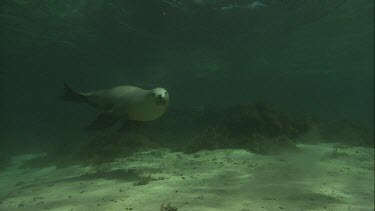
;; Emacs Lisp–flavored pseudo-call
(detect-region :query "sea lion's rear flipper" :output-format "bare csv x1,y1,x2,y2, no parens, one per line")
61,83,87,103
85,112,118,131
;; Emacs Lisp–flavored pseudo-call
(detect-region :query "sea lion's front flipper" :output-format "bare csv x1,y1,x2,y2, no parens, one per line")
85,112,118,131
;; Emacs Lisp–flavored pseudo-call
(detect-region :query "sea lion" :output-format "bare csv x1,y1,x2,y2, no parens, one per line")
62,83,169,130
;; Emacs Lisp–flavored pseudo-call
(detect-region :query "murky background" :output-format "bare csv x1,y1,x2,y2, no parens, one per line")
1,1,373,136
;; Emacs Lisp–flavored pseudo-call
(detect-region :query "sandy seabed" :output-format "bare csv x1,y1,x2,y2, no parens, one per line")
0,143,373,211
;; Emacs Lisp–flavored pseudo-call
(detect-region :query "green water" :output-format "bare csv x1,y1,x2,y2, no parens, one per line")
0,0,373,162
0,0,373,157
0,1,374,210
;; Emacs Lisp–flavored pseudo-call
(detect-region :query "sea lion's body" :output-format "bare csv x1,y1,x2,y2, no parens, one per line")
62,84,169,130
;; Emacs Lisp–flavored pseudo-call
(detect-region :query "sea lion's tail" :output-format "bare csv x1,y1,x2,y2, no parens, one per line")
61,83,87,103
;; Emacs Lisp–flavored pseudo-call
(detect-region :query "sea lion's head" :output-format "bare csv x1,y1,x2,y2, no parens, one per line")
151,87,169,106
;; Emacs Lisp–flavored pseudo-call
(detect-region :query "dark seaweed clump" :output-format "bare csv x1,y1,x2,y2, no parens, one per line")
182,101,310,154
20,101,311,167
20,101,373,167
222,102,310,137
160,203,178,211
74,132,157,164
318,120,374,148
21,131,157,168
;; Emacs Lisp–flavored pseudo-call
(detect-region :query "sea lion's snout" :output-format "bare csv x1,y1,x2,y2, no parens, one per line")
156,96,167,105
152,88,169,106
